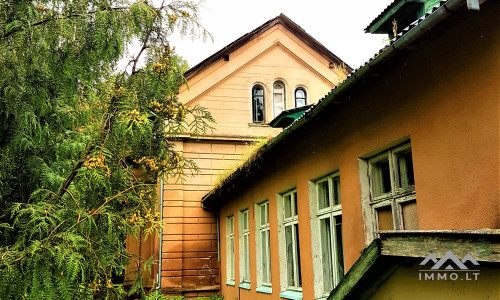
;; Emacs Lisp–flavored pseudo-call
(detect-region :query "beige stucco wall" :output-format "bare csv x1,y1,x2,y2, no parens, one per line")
178,24,347,138
156,20,347,296
217,3,499,300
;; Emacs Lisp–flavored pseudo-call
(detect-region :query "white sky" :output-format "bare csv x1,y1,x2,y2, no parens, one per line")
168,0,394,70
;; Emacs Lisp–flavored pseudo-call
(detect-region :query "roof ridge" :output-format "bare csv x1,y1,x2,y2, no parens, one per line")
183,14,351,80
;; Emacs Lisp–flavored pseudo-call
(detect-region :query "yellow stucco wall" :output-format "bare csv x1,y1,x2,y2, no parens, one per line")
371,262,499,300
217,2,499,300
157,20,347,296
178,24,347,138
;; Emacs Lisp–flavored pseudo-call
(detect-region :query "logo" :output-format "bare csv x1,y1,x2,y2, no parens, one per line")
418,250,480,281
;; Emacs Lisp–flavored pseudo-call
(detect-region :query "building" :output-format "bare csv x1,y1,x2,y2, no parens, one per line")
202,0,499,299
125,14,351,297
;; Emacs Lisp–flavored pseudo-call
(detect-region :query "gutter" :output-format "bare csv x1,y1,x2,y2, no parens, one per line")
156,178,164,290
202,0,471,211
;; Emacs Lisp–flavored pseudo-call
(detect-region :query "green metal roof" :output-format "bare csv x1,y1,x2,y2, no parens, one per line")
365,0,441,37
269,105,313,128
201,0,473,212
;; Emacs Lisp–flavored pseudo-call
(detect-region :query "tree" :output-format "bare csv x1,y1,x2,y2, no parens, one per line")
0,0,214,298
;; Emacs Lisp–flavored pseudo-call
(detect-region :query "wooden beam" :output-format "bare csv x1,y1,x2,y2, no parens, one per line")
379,230,500,263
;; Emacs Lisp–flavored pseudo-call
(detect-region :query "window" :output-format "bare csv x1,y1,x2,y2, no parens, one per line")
252,85,265,122
226,216,235,284
273,81,285,118
256,201,271,292
239,209,250,285
316,173,344,295
279,190,301,292
294,88,306,107
368,143,418,231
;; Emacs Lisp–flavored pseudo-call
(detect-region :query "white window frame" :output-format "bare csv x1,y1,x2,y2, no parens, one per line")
226,216,235,285
255,201,271,291
277,189,302,296
273,80,286,118
367,142,417,232
239,209,250,285
252,84,265,123
309,173,344,298
294,87,307,108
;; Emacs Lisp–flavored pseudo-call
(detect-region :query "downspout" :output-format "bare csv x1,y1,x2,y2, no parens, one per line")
201,202,222,287
156,178,164,290
201,202,220,261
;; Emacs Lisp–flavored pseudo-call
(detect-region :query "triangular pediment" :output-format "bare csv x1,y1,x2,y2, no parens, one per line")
184,41,340,107
184,14,350,81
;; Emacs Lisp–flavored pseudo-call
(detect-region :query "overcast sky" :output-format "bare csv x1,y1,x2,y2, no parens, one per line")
168,0,394,70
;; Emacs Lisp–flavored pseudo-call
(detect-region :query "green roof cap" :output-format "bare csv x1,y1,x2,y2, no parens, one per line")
269,105,313,128
365,0,440,37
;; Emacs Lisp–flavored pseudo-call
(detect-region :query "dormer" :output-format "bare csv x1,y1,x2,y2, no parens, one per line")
365,0,441,38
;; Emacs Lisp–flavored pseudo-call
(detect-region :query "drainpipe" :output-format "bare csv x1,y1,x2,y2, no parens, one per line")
202,202,222,287
202,202,221,261
156,178,164,290
216,212,220,262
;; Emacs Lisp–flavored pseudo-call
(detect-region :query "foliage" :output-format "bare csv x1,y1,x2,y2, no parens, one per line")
213,139,269,189
197,293,223,300
0,0,214,299
144,292,184,300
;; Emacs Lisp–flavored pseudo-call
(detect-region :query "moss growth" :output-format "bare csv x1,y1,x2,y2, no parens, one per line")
213,138,269,189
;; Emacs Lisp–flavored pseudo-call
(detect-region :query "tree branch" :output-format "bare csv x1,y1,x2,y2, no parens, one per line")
1,6,129,39
56,144,94,199
131,29,153,75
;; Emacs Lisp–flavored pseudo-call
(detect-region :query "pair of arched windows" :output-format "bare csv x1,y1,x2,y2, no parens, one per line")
252,82,307,123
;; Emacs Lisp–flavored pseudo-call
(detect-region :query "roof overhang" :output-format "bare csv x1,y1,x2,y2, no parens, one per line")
328,230,500,299
365,0,426,36
201,0,484,212
183,14,352,80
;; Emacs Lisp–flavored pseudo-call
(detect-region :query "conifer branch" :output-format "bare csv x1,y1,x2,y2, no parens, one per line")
56,144,94,199
1,6,129,39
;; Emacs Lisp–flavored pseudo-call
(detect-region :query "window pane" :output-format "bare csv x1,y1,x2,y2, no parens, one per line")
252,86,264,122
266,230,271,283
284,194,292,219
285,225,295,287
333,176,341,206
402,201,419,230
320,218,333,292
261,230,268,283
265,202,269,224
376,206,394,230
274,82,284,91
397,148,415,188
243,211,248,231
371,157,391,196
228,218,233,234
318,180,330,209
244,234,249,281
273,82,285,118
293,191,298,217
295,89,306,107
334,215,344,282
230,237,234,278
294,223,302,287
260,204,266,226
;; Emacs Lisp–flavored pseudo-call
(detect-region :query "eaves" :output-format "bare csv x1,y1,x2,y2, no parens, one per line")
201,0,478,212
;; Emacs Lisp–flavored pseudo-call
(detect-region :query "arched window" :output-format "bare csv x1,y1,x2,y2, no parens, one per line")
252,85,264,122
273,81,285,118
295,88,307,107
